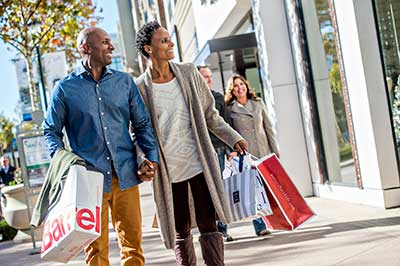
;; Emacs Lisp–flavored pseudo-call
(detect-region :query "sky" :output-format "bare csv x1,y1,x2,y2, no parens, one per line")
0,0,118,122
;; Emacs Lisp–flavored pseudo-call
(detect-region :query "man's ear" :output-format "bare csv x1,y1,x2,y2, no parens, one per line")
79,43,91,55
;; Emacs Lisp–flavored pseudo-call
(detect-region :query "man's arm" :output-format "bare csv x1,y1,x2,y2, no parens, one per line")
128,77,159,164
130,131,158,181
43,84,66,157
192,65,247,153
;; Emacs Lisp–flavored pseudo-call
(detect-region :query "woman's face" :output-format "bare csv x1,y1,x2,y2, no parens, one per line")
232,78,248,99
147,27,175,61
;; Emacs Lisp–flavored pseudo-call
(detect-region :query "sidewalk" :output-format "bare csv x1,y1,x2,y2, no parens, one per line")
1,181,400,266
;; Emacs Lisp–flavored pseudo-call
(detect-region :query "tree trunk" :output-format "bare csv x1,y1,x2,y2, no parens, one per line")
25,52,39,112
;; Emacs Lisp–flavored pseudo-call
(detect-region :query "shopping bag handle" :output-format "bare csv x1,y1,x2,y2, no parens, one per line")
238,154,244,173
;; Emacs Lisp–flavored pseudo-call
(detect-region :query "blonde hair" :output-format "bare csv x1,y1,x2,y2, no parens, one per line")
225,74,258,105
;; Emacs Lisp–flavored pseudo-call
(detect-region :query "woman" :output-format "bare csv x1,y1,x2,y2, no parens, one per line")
225,74,280,236
135,21,247,266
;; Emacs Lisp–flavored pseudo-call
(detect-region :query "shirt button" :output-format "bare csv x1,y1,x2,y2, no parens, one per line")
106,157,110,160
107,141,110,145
104,127,107,130
107,171,110,175
96,84,99,87
101,112,104,116
99,97,102,101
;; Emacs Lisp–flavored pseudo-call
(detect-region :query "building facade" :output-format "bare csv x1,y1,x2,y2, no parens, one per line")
127,0,400,208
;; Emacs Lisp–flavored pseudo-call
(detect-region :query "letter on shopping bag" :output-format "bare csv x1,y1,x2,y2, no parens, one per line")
76,206,100,233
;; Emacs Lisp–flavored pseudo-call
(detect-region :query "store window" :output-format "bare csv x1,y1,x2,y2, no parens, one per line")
307,0,358,185
373,0,400,156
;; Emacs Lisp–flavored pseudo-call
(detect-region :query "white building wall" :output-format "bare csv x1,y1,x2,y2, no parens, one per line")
256,0,313,196
330,0,400,207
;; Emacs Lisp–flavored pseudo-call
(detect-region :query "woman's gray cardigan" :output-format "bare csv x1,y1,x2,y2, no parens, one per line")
135,61,243,249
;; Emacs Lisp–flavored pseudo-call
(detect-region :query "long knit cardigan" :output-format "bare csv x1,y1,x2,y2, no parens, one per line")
135,61,243,249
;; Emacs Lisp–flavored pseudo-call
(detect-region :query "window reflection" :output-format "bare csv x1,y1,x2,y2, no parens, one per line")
314,0,357,185
374,0,400,154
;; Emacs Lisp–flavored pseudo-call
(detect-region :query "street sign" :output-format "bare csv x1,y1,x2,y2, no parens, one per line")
15,127,50,252
21,135,50,187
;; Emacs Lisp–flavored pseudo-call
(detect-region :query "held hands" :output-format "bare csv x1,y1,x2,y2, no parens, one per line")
137,159,158,182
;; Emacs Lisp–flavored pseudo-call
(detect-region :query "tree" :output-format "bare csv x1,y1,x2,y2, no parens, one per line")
0,0,99,112
0,114,15,157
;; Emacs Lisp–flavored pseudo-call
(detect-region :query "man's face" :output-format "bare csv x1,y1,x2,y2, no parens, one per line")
199,67,213,89
0,157,8,167
86,29,115,67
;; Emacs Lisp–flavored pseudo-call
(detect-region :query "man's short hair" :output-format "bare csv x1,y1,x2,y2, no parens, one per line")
76,27,102,55
196,65,210,71
136,20,161,58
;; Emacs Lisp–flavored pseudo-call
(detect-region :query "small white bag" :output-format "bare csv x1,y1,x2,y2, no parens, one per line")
223,155,272,222
41,165,103,263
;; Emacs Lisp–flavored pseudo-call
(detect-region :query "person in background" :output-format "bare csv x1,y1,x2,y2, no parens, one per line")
197,65,234,242
43,27,159,266
0,156,16,187
135,20,247,266
225,73,280,237
0,155,16,218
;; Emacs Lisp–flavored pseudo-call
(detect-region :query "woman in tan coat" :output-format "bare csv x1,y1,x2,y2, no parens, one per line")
225,74,280,236
135,21,247,266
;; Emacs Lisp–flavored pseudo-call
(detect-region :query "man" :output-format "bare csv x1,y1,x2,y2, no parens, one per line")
197,65,234,242
43,27,159,266
0,156,16,187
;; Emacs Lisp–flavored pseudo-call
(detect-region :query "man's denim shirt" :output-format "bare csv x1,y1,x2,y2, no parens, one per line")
43,63,159,193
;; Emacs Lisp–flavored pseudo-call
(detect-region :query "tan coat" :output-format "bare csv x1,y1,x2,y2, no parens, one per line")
135,61,243,249
227,99,279,158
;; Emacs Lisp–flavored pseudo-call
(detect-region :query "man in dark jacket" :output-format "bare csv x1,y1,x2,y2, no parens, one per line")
197,65,234,242
0,156,16,187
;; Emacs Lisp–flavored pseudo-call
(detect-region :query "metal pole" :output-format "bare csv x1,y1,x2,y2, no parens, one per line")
36,46,47,111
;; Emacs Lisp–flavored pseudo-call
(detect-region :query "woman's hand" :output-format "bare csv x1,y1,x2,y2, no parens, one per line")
233,139,248,155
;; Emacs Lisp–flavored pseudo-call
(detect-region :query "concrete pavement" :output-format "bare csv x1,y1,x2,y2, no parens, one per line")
1,181,400,265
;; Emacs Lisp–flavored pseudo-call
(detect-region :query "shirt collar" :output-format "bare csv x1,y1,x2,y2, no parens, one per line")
75,61,113,78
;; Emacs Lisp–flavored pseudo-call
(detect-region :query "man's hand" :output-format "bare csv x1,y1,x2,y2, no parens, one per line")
137,160,158,182
233,140,248,155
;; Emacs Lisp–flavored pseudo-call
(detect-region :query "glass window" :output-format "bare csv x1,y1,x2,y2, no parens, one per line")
373,0,400,156
308,0,358,185
203,46,262,98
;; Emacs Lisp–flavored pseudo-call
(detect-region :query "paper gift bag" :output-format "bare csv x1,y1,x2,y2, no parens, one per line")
255,154,314,230
223,155,272,222
41,165,103,263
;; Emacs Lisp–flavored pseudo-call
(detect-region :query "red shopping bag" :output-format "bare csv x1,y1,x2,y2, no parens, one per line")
255,154,314,230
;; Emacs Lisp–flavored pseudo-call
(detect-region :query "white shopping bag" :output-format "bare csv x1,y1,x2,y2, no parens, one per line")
41,165,103,263
223,155,272,222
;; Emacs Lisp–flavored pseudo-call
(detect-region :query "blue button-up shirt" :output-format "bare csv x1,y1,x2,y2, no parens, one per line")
43,63,158,192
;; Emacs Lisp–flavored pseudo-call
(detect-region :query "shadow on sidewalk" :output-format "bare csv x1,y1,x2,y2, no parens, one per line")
226,216,400,251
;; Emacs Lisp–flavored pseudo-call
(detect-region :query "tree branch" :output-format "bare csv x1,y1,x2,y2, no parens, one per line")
32,9,68,49
0,36,24,55
19,0,26,26
26,0,43,24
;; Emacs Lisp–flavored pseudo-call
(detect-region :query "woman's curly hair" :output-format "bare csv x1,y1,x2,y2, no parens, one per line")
225,74,259,105
135,20,161,58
